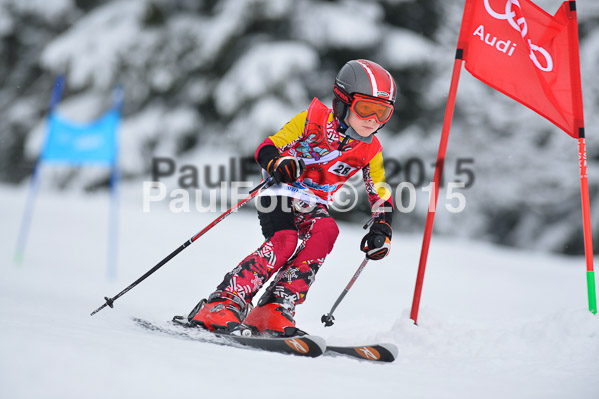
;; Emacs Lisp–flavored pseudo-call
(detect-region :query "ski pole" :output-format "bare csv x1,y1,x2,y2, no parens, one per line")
321,235,385,327
90,178,273,316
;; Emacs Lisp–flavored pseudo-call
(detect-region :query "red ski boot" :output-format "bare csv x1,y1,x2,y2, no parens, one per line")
242,300,302,337
188,292,248,332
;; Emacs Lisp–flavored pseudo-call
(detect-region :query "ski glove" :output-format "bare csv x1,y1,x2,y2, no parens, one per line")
360,221,392,260
267,156,305,184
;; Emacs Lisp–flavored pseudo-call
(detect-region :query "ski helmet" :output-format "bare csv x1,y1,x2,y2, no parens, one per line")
333,59,397,125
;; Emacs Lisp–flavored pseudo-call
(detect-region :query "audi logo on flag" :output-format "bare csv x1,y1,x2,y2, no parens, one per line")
483,0,553,71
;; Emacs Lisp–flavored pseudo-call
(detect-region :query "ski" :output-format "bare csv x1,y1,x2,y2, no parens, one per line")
170,316,397,361
133,317,325,358
326,343,398,362
133,316,398,362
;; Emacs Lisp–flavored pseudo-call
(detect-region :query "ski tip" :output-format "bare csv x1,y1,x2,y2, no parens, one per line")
306,335,327,354
327,342,399,362
378,342,399,360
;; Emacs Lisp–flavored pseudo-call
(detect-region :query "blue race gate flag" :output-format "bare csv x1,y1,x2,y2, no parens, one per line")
15,76,123,281
41,109,120,165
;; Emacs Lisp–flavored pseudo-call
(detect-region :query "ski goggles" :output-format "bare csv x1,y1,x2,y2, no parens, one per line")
350,94,394,124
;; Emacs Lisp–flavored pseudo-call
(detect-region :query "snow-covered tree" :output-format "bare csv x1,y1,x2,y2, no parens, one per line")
1,0,598,254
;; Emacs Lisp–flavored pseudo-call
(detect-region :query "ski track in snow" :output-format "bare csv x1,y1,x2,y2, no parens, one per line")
1,184,598,399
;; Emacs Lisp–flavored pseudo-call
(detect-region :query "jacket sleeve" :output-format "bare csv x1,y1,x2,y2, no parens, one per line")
255,111,307,169
363,151,394,224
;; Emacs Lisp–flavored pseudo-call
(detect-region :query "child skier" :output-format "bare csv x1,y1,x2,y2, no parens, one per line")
189,59,396,337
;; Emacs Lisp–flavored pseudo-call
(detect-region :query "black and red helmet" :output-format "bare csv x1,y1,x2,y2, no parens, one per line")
333,59,397,124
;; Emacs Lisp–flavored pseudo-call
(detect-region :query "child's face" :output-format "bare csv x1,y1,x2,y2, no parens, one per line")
346,109,381,138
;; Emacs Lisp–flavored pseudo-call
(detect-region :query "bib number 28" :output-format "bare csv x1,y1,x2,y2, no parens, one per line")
328,161,357,177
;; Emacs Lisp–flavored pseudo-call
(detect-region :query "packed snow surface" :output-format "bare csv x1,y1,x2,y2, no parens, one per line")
1,184,598,398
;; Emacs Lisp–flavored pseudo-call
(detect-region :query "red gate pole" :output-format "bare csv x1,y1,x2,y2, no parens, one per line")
410,50,464,324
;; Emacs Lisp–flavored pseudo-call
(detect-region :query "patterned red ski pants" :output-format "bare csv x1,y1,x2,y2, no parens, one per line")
215,198,339,307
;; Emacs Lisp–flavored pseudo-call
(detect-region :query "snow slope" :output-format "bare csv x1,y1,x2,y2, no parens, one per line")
1,183,598,399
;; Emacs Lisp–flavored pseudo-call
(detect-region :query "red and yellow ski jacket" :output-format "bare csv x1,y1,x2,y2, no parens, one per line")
255,98,393,213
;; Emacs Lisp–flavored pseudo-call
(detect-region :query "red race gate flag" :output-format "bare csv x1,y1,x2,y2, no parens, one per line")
410,0,596,324
458,0,583,137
